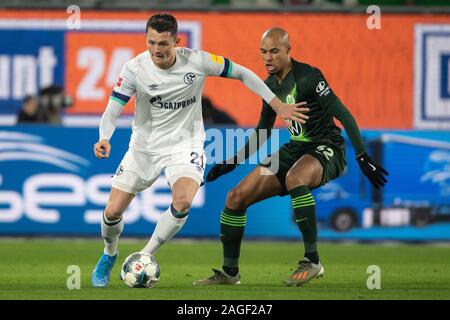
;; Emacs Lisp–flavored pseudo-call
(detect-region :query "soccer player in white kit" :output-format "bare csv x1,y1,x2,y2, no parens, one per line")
91,13,309,287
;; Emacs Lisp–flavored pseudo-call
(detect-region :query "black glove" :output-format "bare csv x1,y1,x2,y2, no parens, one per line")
356,153,389,189
206,161,238,182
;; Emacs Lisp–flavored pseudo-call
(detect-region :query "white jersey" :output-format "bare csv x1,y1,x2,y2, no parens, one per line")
112,48,231,153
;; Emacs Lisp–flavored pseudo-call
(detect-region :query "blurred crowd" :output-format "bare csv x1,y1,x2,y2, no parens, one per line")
16,85,72,125
16,88,236,126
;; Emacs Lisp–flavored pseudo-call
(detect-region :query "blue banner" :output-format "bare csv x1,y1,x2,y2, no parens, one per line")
0,126,449,241
0,30,65,113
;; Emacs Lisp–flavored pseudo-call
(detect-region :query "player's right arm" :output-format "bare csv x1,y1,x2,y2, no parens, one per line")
200,51,308,124
94,62,136,159
206,100,277,182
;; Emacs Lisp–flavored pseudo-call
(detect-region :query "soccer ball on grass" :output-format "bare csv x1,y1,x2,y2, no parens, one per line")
120,252,160,288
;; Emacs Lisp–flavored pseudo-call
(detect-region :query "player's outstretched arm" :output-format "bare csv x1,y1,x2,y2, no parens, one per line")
328,99,389,189
202,52,309,123
228,62,309,124
269,98,309,126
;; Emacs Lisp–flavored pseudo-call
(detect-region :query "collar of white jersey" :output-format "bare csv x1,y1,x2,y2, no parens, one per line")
146,49,181,72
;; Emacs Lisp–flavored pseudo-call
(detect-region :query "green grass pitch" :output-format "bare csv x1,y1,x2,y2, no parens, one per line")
0,238,449,300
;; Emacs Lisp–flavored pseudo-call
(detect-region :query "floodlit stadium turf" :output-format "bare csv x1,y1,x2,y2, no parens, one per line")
0,239,449,300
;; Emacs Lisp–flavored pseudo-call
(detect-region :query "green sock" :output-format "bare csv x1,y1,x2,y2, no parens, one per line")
220,207,246,268
289,185,318,255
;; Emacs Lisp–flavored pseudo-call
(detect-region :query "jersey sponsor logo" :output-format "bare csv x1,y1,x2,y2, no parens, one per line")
149,96,197,110
209,53,224,65
286,94,296,104
115,165,123,176
183,72,196,85
288,119,311,142
316,81,330,96
316,81,326,93
288,119,303,137
116,77,124,88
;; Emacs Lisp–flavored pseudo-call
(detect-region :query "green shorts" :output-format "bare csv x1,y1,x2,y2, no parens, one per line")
259,141,346,196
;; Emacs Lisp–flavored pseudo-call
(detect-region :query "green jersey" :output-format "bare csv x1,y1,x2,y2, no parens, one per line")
257,59,365,155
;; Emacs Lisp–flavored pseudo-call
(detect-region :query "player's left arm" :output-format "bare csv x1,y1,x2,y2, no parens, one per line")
307,67,388,189
201,52,309,124
95,62,136,159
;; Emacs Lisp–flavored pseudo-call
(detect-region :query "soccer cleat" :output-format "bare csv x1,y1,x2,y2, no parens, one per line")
193,268,241,285
285,257,324,286
92,253,117,288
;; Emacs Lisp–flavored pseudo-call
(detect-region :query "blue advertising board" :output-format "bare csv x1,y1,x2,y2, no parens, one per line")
0,30,65,113
0,126,450,241
415,24,450,129
0,126,292,238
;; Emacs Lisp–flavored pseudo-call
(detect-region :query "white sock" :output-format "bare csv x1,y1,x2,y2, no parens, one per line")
141,205,188,255
101,214,124,256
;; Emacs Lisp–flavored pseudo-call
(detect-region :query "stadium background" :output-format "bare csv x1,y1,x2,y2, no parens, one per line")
1,0,450,302
1,1,449,241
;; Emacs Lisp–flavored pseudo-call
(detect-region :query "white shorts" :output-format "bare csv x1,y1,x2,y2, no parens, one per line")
111,147,206,195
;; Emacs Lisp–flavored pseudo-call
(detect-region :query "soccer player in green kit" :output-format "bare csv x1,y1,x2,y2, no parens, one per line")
194,28,389,286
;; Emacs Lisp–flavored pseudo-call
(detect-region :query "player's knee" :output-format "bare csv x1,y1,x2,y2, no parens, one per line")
172,196,192,213
285,171,309,190
226,187,247,210
103,205,124,222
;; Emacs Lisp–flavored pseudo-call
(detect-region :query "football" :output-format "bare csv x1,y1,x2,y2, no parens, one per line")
120,252,160,288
